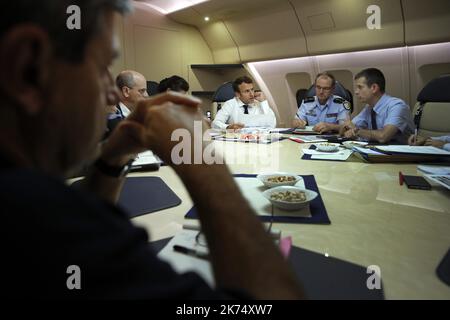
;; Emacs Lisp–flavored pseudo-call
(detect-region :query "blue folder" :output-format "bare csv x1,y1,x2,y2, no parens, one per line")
185,174,331,224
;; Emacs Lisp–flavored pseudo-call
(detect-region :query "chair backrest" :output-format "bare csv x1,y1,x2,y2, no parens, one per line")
295,89,309,108
304,81,353,112
414,74,450,137
211,81,235,119
146,81,159,96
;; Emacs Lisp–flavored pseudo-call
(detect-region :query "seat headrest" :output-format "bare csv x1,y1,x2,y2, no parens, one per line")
146,81,159,96
212,82,235,102
417,74,450,103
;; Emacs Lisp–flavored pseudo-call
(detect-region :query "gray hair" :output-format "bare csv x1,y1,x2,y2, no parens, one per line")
0,0,131,63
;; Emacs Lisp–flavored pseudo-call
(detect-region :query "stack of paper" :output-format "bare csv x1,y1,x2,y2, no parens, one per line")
418,165,450,175
303,147,353,161
375,145,450,156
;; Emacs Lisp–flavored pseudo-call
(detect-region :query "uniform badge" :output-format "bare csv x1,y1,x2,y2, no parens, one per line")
343,101,351,110
303,96,315,103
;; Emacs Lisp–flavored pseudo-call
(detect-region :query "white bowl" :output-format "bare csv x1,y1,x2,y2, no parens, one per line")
262,186,318,211
316,143,340,152
257,172,303,188
342,141,368,149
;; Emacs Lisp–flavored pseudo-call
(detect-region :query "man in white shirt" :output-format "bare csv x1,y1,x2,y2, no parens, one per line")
212,76,276,130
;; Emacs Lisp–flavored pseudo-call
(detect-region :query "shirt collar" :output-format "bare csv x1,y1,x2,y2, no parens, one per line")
315,95,332,109
373,94,388,114
118,102,131,117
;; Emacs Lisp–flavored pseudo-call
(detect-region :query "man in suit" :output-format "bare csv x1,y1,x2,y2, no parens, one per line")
106,70,148,136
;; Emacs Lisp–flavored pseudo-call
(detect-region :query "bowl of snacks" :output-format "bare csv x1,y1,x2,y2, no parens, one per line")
257,172,302,188
316,142,340,152
262,186,318,211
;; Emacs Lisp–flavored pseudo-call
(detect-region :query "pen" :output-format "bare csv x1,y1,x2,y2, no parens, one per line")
399,171,404,186
289,137,304,143
413,128,418,145
173,245,209,260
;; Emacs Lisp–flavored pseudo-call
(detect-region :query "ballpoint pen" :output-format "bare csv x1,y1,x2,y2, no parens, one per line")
173,245,209,260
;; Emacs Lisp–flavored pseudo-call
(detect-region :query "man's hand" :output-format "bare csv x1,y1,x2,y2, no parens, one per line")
339,120,355,136
425,138,446,149
254,91,266,102
408,134,426,146
227,123,245,130
100,92,202,166
313,122,332,134
292,119,306,129
344,128,359,139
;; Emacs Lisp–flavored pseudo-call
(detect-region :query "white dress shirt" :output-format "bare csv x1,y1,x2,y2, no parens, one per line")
212,97,277,130
118,102,131,118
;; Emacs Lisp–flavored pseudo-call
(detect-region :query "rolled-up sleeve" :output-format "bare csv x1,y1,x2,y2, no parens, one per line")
352,107,369,128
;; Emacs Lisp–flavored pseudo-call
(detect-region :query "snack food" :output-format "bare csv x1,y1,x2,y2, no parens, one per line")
270,190,307,202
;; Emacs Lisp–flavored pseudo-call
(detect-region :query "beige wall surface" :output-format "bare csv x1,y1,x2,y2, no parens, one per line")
248,43,450,127
111,2,214,94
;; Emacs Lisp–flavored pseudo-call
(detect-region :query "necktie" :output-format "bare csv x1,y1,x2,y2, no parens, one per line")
243,105,249,114
371,109,377,130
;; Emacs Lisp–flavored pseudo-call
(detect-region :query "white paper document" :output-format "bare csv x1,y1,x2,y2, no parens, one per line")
158,229,214,286
132,150,161,167
424,174,450,190
353,146,387,156
302,147,353,161
418,165,450,175
375,145,450,156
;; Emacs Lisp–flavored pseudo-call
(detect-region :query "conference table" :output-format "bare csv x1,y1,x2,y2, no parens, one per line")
127,137,450,299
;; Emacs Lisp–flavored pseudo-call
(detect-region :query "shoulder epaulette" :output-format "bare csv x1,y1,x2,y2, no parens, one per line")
333,97,351,110
303,96,315,103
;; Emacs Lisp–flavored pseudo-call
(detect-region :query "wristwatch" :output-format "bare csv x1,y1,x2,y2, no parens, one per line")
94,158,133,178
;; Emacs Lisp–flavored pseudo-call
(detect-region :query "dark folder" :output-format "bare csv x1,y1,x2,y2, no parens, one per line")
72,176,181,218
150,238,384,300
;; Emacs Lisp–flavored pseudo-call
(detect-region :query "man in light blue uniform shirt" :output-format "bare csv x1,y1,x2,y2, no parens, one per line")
293,72,351,133
409,134,450,151
341,68,414,144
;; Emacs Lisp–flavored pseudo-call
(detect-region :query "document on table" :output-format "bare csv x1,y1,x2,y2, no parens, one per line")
303,147,353,161
418,165,450,175
375,145,450,156
424,174,450,190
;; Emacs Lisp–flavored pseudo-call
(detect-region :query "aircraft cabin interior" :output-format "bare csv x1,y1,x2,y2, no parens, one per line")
2,0,450,302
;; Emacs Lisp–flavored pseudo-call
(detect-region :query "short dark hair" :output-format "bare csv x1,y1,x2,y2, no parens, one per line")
157,75,189,93
232,76,253,93
354,68,386,92
315,72,336,87
0,0,131,63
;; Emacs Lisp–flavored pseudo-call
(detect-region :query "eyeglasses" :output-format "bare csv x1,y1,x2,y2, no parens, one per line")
315,85,332,92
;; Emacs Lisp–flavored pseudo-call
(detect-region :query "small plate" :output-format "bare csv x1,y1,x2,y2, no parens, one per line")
316,143,340,152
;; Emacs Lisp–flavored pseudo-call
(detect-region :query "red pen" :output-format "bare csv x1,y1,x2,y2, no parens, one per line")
289,137,304,143
399,171,404,186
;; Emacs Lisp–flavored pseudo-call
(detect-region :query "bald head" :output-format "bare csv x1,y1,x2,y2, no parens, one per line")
116,70,148,110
